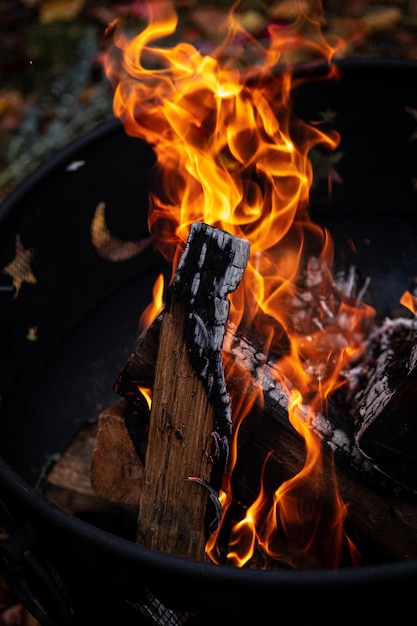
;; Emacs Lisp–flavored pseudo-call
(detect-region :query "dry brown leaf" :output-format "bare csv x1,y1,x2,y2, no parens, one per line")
39,0,86,24
235,9,267,34
0,603,25,625
362,6,402,33
267,0,312,21
20,0,41,7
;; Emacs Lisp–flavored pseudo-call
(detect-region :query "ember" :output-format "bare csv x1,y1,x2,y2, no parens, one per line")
86,0,417,571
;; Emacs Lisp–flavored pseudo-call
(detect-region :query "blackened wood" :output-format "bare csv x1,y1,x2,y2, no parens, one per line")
114,314,162,408
353,317,417,492
136,222,250,559
46,414,417,563
233,405,417,563
116,315,417,561
115,313,409,494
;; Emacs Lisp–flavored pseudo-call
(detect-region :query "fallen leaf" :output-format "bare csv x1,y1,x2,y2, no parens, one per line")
91,201,152,262
39,0,85,23
0,603,24,625
2,234,37,299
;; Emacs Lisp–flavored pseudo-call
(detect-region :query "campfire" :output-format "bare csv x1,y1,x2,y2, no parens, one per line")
45,0,417,574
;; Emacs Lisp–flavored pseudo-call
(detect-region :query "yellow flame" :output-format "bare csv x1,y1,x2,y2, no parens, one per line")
138,272,165,332
400,289,417,314
138,386,153,410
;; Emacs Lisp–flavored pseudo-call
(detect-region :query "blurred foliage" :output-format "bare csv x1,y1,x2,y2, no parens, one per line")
1,0,417,203
0,1,117,201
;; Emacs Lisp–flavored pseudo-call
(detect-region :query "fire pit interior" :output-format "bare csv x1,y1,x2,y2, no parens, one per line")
2,55,417,625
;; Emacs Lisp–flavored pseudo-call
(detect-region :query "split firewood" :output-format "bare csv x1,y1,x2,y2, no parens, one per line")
113,315,161,409
136,222,250,560
91,398,148,505
110,255,417,562
44,422,138,536
45,422,102,514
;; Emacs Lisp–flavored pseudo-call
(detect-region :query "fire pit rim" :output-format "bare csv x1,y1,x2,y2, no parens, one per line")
2,55,417,220
0,117,125,224
1,454,417,588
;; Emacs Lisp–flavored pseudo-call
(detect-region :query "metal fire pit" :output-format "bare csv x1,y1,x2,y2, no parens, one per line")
1,59,417,625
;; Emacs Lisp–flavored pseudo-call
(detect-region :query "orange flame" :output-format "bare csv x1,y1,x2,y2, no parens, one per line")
138,272,165,332
138,385,152,410
400,289,417,315
105,0,372,569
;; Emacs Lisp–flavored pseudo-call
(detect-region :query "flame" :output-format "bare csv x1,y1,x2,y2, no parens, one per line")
105,0,373,569
400,289,417,315
139,385,152,410
138,272,165,332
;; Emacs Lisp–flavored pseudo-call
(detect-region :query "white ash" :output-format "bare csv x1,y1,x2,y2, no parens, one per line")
334,266,358,297
190,273,200,300
198,241,207,269
304,256,325,288
351,315,417,433
66,159,86,172
352,316,417,398
333,265,372,303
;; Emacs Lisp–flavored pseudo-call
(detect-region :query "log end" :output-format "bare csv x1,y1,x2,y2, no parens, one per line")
91,399,146,505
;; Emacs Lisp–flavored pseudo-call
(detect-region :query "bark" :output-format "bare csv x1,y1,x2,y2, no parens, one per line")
352,317,417,491
136,222,250,559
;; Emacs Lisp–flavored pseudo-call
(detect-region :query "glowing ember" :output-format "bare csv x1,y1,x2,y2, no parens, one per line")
138,386,152,411
104,0,373,568
139,271,165,332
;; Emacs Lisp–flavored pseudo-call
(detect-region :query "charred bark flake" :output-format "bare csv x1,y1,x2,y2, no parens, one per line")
352,317,417,492
172,222,250,482
107,248,417,562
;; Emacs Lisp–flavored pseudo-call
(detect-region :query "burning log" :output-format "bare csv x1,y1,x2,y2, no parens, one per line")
115,266,380,495
133,222,249,560
233,407,417,564
215,325,417,563
352,317,417,492
112,300,417,562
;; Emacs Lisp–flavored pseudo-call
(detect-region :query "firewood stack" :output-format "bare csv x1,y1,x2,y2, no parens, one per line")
45,221,417,566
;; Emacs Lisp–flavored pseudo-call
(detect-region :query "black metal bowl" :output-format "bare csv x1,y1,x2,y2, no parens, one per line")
1,58,417,625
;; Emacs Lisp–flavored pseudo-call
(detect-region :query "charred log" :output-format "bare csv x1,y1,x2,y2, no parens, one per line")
116,311,402,496
352,317,417,492
232,404,417,563
107,250,417,562
135,222,249,559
